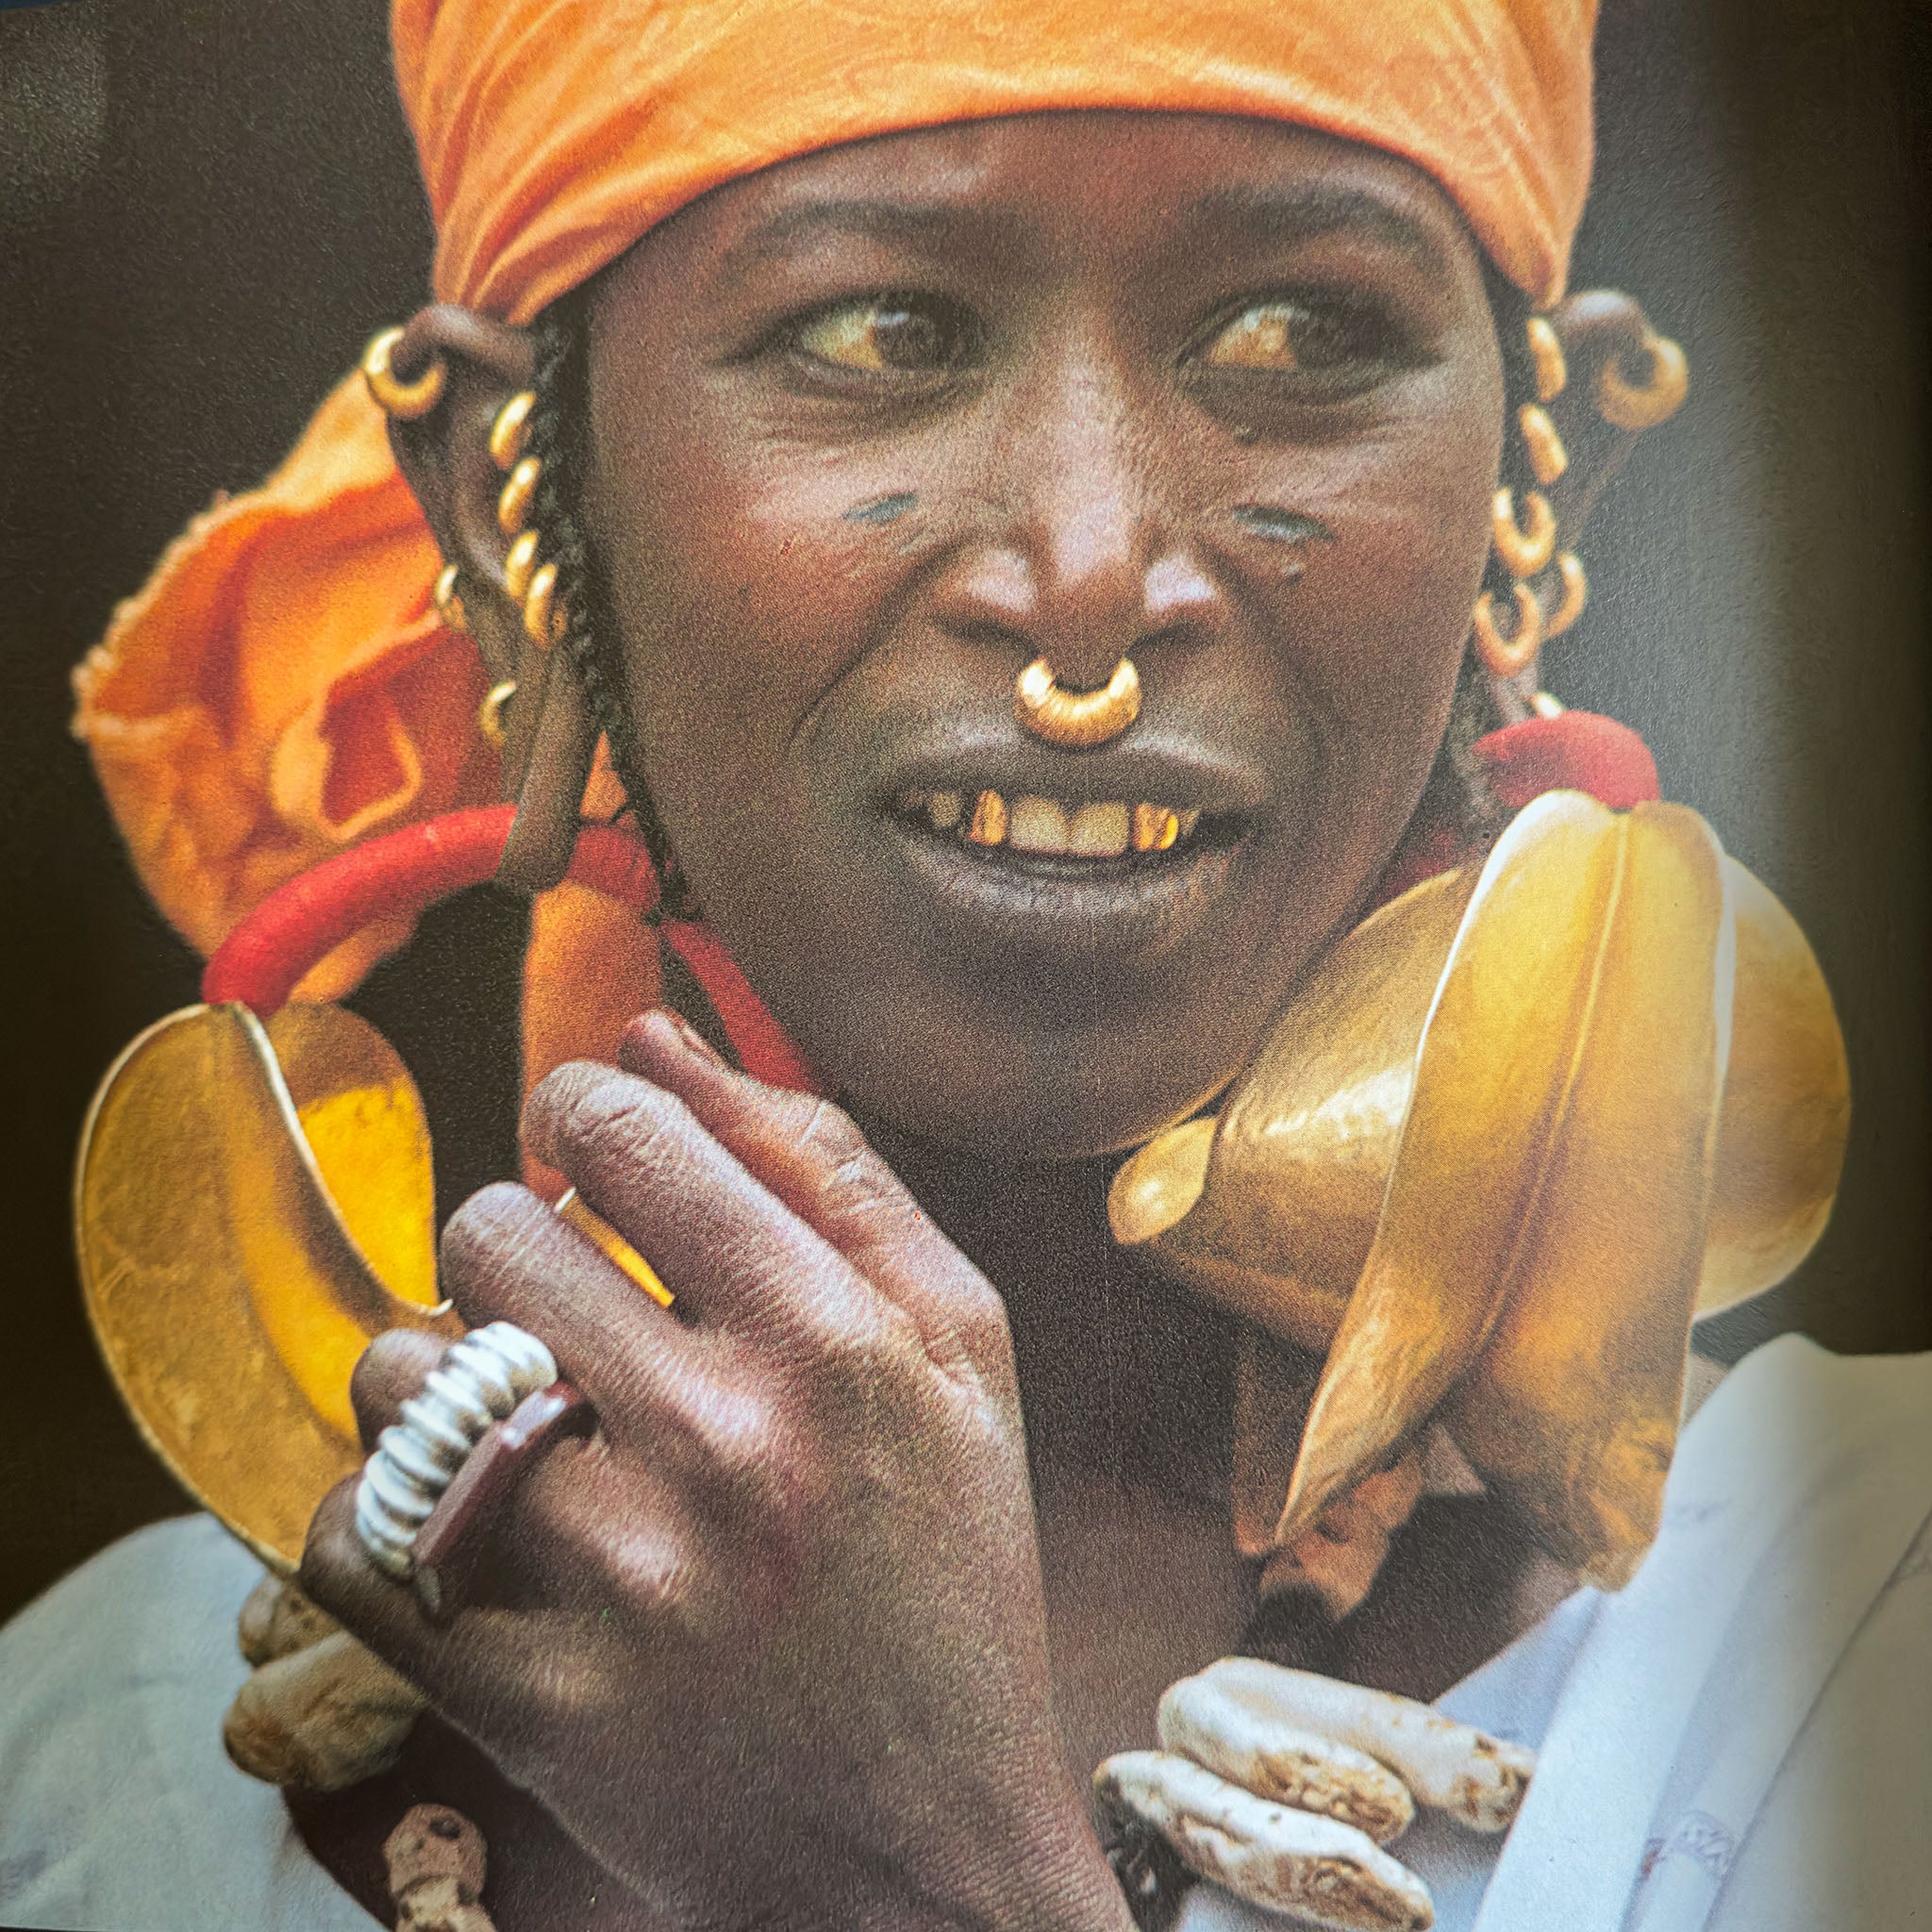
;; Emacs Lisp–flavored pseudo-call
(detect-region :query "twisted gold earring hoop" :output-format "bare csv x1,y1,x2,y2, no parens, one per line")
361,328,447,421
489,391,538,471
1598,332,1690,432
432,562,469,635
478,679,518,748
1525,316,1568,403
1491,488,1557,579
1013,657,1141,748
1544,552,1589,639
1472,582,1544,680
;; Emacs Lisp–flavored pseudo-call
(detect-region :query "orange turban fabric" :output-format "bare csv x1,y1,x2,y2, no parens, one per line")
75,0,1597,1091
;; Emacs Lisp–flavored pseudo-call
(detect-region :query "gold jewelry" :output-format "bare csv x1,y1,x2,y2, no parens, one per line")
1526,316,1567,404
503,528,541,603
497,456,542,537
523,560,566,649
361,327,447,421
1491,487,1557,579
1013,656,1141,749
1528,690,1567,719
488,391,537,471
431,563,469,635
1544,551,1588,639
1472,581,1544,679
1598,331,1690,432
1517,404,1568,487
477,678,517,748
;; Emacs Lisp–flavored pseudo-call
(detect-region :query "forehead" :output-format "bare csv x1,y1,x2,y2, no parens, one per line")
644,108,1476,285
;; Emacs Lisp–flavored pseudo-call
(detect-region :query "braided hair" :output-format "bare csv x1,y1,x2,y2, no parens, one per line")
520,274,1540,884
524,290,692,918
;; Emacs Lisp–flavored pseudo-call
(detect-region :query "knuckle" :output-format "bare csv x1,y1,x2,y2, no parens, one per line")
559,1072,692,1175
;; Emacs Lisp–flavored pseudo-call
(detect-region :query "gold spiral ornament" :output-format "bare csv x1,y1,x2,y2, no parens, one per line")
523,561,566,649
1599,332,1690,432
1014,656,1141,748
1472,582,1544,680
1491,488,1557,579
360,328,447,422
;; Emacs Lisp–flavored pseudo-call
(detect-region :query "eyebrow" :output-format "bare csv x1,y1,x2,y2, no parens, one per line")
718,198,1022,280
1178,183,1454,277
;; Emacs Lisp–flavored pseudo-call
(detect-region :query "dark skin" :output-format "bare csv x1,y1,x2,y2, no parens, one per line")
301,112,1660,1930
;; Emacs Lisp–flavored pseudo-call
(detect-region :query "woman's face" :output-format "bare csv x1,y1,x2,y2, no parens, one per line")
585,111,1503,1158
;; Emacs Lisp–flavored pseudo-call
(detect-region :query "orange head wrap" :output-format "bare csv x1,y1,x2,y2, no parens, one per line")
75,0,1597,1063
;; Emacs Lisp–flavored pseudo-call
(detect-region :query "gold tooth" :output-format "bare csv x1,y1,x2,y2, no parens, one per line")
1132,803,1179,853
968,790,1008,846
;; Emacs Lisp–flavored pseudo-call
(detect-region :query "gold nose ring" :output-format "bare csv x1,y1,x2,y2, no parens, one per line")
1014,656,1141,749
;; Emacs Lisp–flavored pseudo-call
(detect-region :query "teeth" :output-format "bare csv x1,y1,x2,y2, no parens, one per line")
1008,796,1071,854
1069,801,1130,858
908,788,1203,858
968,790,1009,846
1132,803,1180,853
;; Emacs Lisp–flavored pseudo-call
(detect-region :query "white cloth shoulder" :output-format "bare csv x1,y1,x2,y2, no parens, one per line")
0,1514,378,1932
1180,1336,1932,1932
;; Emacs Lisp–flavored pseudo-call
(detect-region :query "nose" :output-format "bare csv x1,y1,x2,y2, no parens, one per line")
929,338,1223,694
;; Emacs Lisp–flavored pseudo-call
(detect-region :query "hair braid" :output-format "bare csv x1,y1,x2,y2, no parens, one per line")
525,291,693,918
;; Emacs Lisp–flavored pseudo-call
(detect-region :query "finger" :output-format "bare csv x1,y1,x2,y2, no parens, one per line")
519,1059,874,1344
299,1474,619,1771
350,1329,449,1451
619,1008,1007,1372
438,1182,746,1437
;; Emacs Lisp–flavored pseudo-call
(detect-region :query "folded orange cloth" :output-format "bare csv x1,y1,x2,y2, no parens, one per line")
76,0,1598,1044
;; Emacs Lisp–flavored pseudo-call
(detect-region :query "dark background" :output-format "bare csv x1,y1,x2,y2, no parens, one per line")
1,0,1925,1626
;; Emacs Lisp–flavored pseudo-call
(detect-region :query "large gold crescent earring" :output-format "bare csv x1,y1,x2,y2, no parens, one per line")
361,328,447,421
1473,582,1545,680
1014,657,1141,748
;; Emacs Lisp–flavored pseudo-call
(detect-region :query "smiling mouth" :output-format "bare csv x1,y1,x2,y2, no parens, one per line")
891,787,1239,865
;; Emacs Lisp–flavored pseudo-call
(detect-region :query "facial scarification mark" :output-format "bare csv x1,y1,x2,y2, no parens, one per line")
843,491,919,525
1231,504,1334,543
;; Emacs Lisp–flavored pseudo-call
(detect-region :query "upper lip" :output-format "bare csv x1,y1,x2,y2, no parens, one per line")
869,721,1273,819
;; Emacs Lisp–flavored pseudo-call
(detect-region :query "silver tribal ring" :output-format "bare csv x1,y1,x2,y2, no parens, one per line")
354,1322,559,1580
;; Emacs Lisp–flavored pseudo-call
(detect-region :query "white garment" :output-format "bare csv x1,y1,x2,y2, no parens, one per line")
1,1337,1925,1932
1180,1336,1932,1932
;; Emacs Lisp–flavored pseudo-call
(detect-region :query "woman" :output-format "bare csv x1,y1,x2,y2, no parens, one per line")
4,1,1926,1929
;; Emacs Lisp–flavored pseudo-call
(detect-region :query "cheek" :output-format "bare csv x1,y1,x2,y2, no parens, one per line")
1277,393,1501,837
591,401,919,843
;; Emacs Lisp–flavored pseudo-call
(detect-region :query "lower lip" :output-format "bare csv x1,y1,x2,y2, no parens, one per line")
878,813,1245,977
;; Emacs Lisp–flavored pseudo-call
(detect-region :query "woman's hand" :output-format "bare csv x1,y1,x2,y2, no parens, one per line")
301,1009,1131,1932
1096,1657,1535,1931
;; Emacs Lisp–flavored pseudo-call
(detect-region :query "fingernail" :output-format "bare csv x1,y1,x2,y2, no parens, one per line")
662,1008,727,1068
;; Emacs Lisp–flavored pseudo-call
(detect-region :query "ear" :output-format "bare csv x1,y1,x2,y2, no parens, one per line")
382,306,596,891
1481,290,1689,714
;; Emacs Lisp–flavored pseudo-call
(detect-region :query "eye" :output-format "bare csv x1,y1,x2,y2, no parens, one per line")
1200,301,1307,370
791,296,974,375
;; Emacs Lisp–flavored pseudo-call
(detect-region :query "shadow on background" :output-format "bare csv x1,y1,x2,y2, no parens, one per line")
0,0,1924,1624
